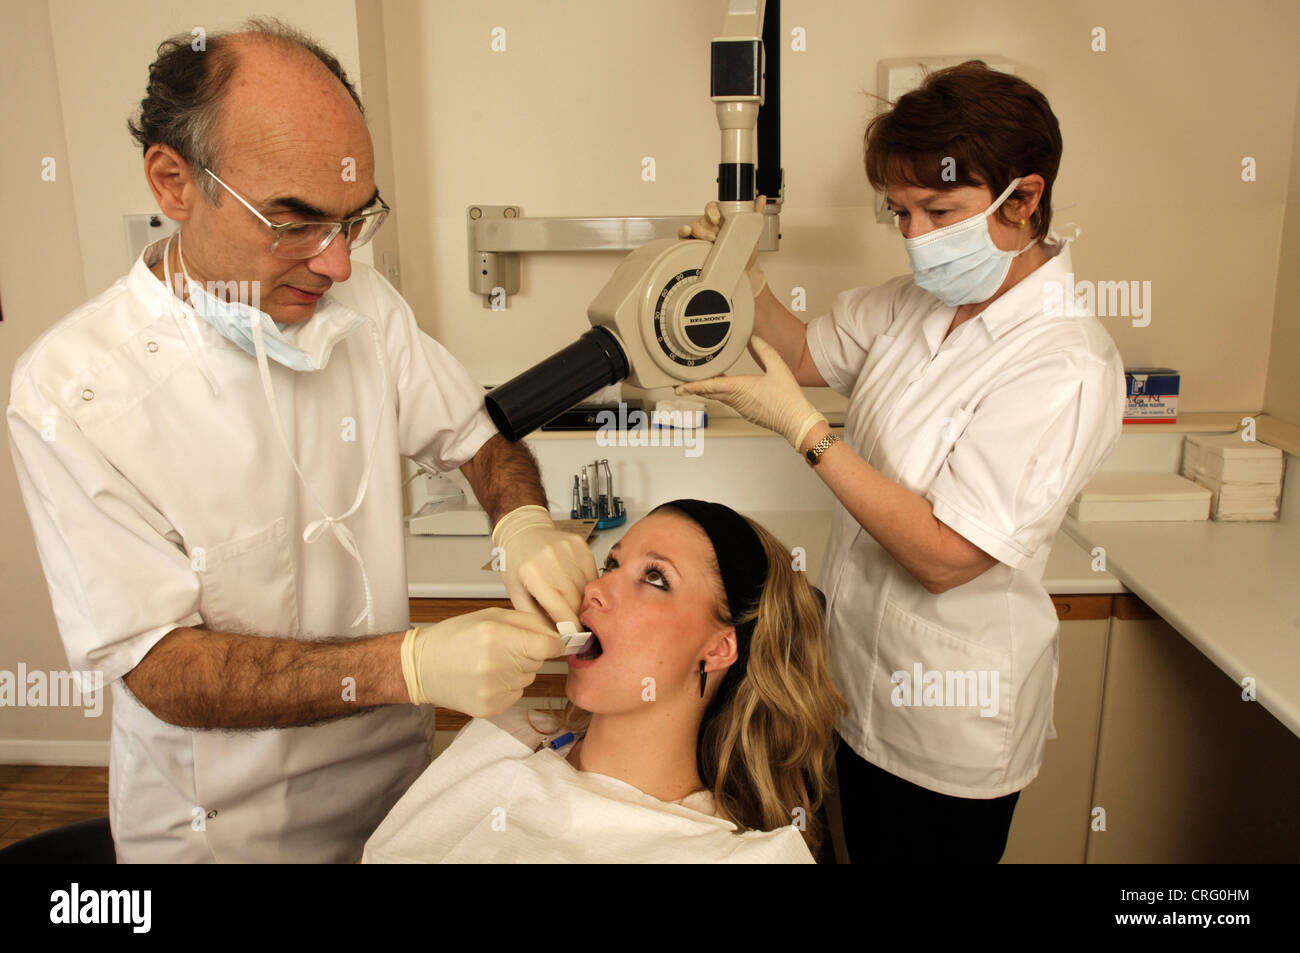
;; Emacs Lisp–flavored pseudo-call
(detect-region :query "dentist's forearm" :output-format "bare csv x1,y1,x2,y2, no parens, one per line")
122,626,410,729
461,433,547,525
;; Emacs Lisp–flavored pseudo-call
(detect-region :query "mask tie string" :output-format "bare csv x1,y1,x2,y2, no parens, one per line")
251,309,392,630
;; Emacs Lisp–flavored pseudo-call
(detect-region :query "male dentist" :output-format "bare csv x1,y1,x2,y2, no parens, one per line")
7,19,594,862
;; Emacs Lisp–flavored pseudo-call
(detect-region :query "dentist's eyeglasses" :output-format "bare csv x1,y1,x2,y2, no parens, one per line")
204,168,390,260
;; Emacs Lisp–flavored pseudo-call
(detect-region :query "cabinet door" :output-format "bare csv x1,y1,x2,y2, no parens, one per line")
1002,596,1111,863
409,597,511,623
1086,597,1300,862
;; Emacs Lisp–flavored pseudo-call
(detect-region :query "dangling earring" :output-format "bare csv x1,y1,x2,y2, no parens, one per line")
699,660,707,698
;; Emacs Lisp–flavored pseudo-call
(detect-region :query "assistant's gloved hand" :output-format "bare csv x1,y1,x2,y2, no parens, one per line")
491,504,598,624
401,607,563,716
678,195,768,297
675,335,826,451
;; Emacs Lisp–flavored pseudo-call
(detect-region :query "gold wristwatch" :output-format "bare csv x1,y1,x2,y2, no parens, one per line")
804,432,840,467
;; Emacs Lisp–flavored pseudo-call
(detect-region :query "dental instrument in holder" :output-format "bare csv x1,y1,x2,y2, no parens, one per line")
570,460,626,529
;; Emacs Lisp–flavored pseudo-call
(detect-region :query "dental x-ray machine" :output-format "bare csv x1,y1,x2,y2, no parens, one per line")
482,0,783,440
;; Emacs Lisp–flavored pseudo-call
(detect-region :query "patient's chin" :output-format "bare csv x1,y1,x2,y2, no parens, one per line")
563,679,597,715
563,669,624,716
567,665,677,719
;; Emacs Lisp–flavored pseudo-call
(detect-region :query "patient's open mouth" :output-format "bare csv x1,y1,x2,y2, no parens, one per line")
575,622,603,660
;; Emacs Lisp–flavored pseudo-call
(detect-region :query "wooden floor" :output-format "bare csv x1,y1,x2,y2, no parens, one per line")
0,765,109,851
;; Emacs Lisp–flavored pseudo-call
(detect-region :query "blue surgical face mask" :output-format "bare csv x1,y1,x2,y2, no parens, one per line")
901,177,1038,307
172,230,354,372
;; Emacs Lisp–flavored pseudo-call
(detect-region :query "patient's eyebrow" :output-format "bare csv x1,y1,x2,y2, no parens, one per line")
607,542,678,573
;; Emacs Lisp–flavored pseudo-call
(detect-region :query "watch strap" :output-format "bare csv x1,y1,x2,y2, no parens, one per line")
805,432,840,466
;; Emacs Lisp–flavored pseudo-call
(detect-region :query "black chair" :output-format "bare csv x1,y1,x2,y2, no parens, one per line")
0,817,116,864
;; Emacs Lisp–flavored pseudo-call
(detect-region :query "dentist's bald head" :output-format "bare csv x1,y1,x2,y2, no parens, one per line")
136,19,380,321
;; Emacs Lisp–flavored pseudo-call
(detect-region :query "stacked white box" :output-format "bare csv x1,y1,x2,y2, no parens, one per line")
1068,472,1212,521
1181,434,1285,521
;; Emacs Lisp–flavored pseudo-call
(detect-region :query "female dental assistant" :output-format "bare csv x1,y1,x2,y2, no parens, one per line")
677,61,1126,863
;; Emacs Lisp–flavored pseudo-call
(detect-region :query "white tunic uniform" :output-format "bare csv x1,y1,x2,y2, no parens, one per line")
362,707,815,863
7,239,499,861
805,240,1125,798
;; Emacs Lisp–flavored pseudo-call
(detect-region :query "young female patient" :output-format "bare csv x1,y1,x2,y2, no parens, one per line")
363,499,845,863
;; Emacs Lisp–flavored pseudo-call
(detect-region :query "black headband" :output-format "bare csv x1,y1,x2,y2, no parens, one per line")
650,499,769,639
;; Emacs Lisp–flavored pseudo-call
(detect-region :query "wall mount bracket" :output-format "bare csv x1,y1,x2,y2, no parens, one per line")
466,203,779,308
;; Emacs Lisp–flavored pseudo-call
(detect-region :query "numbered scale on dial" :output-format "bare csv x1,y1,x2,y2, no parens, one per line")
653,269,735,368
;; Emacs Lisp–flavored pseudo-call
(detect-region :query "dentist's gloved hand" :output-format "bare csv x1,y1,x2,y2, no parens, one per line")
491,504,598,624
675,335,826,451
401,608,563,716
678,195,768,297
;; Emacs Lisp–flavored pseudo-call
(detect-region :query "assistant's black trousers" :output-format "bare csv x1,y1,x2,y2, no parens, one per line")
834,735,1021,864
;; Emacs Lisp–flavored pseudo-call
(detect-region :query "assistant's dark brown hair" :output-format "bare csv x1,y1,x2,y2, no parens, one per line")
864,60,1063,240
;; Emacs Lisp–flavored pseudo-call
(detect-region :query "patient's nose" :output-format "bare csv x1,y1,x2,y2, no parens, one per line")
582,575,608,613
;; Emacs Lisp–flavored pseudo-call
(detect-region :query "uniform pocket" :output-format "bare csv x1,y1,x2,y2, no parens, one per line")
193,518,300,635
894,404,975,493
870,598,1011,772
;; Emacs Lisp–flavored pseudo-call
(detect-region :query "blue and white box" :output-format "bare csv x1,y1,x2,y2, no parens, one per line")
1124,367,1179,423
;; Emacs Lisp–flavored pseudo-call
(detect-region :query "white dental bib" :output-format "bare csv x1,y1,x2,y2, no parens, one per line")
363,709,815,864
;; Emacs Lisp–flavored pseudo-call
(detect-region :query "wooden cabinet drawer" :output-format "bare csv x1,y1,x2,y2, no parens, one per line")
409,597,512,623
1050,594,1112,620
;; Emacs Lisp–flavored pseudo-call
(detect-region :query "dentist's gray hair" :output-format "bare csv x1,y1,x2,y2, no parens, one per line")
127,17,364,204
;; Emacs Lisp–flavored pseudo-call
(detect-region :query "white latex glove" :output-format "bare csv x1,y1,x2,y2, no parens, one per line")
401,607,563,716
678,195,768,297
675,335,826,451
491,504,598,624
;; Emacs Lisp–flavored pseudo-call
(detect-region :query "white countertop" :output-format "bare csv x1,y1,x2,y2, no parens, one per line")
404,423,1300,740
406,509,1125,599
1062,513,1300,737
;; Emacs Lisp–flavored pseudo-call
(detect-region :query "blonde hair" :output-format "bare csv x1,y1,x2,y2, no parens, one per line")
530,512,846,855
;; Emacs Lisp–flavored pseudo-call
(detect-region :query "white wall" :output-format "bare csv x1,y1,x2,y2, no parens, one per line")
375,0,1299,414
0,0,93,753
1265,64,1300,427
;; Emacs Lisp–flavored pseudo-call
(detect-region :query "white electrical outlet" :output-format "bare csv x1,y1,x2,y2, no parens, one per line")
424,470,465,504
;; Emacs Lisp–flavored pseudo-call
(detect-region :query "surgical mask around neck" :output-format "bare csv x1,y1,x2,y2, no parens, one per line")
901,177,1039,307
173,230,335,372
